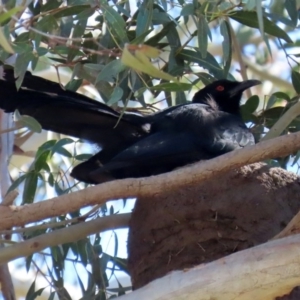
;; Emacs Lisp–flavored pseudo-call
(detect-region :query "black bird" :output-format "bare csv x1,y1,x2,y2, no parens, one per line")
0,68,260,183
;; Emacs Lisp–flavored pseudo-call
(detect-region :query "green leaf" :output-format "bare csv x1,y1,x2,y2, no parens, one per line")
99,0,129,45
74,7,95,21
230,11,293,43
220,20,232,77
181,4,194,16
68,19,86,61
152,9,171,25
25,254,33,272
14,49,35,89
48,292,56,300
25,280,36,300
168,48,185,77
6,174,27,195
263,34,272,57
285,0,298,28
15,110,42,133
130,29,152,44
179,49,224,79
0,6,23,25
245,0,256,10
14,32,30,43
41,0,61,12
39,140,57,151
121,45,178,82
200,1,217,23
22,172,38,204
136,0,153,37
109,256,129,275
0,26,13,53
197,14,209,58
159,0,167,11
83,63,103,73
150,82,192,92
34,151,50,172
175,91,187,105
96,59,126,83
53,147,72,158
52,5,90,18
48,173,54,187
267,92,290,109
272,91,291,101
265,12,296,28
291,70,300,94
255,0,264,36
50,138,73,158
146,21,177,46
106,87,124,105
65,78,82,92
26,287,45,300
55,138,74,148
36,47,48,56
116,4,131,18
193,73,215,85
242,95,259,113
34,15,59,48
262,106,285,119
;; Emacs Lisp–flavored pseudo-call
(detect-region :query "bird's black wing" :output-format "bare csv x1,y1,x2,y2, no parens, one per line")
87,130,209,182
85,104,255,182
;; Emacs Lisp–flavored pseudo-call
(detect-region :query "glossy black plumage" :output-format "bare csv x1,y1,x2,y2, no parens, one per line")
0,69,260,183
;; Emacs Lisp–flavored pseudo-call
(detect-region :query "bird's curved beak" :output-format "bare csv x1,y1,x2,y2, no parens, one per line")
229,79,261,97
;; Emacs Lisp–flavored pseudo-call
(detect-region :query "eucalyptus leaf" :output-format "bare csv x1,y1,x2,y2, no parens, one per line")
255,0,264,36
22,172,38,204
230,11,293,43
0,26,13,53
17,113,42,133
285,0,298,27
0,6,23,25
150,82,192,92
220,20,232,77
107,87,124,105
292,71,300,94
197,14,208,58
179,49,224,79
96,60,126,83
136,0,153,37
99,0,129,44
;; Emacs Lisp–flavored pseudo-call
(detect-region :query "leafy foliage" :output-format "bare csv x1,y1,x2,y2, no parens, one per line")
0,0,300,298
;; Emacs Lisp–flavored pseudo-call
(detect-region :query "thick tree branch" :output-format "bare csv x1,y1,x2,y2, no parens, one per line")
0,263,15,300
0,131,299,231
117,234,300,300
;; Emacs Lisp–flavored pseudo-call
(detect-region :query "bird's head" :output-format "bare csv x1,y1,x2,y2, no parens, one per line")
192,79,261,115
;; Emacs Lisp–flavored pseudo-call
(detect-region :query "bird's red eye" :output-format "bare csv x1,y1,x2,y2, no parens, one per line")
216,85,224,91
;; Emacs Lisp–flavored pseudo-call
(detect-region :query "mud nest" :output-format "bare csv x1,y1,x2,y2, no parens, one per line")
128,162,300,292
